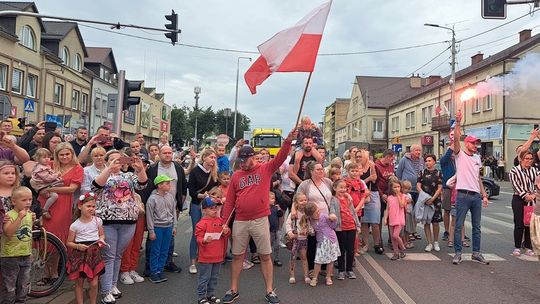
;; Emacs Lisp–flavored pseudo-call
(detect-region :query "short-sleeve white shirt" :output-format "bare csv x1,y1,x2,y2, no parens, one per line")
455,149,482,193
69,217,102,242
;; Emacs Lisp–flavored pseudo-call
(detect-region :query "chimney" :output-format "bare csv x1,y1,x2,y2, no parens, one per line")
410,74,422,89
520,29,532,42
471,53,484,65
426,75,442,86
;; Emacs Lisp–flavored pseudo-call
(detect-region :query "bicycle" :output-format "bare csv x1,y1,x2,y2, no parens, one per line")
28,221,68,298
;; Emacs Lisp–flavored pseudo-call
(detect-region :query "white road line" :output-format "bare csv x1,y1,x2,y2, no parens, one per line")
516,255,539,262
500,191,513,195
383,253,440,261
482,215,514,229
504,206,512,209
364,255,416,304
355,258,393,304
464,220,501,234
447,253,506,261
493,213,513,220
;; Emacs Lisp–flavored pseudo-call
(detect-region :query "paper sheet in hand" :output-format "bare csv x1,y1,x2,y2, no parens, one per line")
204,232,222,241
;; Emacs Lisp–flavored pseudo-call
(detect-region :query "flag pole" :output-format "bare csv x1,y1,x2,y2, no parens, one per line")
294,72,313,127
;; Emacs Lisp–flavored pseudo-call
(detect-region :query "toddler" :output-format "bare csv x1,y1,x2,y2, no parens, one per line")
401,180,415,248
383,179,407,260
268,192,284,267
30,148,63,219
286,193,310,284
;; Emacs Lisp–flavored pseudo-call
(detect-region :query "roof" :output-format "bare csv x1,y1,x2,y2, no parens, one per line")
144,87,155,95
335,98,350,104
355,76,421,108
85,47,118,72
155,93,164,100
0,2,45,32
42,21,87,56
393,30,540,105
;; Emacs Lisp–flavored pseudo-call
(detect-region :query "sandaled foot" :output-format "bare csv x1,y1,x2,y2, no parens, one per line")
325,277,333,286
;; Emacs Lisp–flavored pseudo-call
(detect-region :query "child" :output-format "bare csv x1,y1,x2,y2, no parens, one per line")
216,144,230,174
286,193,310,284
30,148,64,219
327,167,342,183
0,160,19,214
268,192,284,267
66,192,106,304
343,163,368,254
146,175,178,283
217,171,230,205
302,202,340,287
330,179,361,280
0,186,35,304
401,180,415,249
195,197,230,304
383,179,407,260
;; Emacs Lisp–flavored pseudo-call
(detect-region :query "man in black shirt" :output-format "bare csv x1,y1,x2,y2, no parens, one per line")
69,127,88,156
288,136,322,186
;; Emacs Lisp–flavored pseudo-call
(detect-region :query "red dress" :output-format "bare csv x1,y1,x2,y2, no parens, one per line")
39,165,84,243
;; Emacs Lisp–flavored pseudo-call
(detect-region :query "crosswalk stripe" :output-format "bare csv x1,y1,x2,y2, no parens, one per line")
464,220,501,234
447,253,506,261
493,213,513,220
500,191,513,195
384,253,440,261
515,255,539,262
482,215,514,229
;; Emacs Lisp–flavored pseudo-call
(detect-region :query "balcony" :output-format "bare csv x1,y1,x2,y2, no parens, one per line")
372,131,385,140
431,114,451,132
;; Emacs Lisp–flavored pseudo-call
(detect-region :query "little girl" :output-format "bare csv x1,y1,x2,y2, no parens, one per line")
330,179,360,280
0,160,20,214
66,192,106,304
286,193,310,284
402,181,415,248
383,178,407,260
30,148,63,219
302,202,340,287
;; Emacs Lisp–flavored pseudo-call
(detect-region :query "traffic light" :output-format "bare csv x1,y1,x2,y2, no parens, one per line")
122,80,143,111
482,0,506,19
164,9,178,45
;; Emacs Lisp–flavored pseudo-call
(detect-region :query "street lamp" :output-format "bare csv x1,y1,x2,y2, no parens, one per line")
424,23,457,120
193,86,201,147
233,56,252,138
224,107,232,136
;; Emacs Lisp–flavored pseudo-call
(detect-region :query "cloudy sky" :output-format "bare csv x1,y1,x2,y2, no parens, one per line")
32,0,540,134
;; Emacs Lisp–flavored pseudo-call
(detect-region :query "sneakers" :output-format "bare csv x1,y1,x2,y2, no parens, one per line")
222,290,239,304
471,253,490,265
289,277,296,284
110,285,122,299
149,273,163,283
119,271,134,285
346,271,356,279
159,272,167,282
265,291,280,304
207,295,222,304
189,264,198,274
452,253,462,265
359,245,368,255
172,252,179,257
390,253,400,261
433,241,441,252
129,270,144,283
442,231,449,241
424,243,433,252
242,260,254,270
164,262,182,273
399,251,406,259
273,259,283,267
512,248,521,256
304,277,311,284
101,293,116,304
336,272,345,280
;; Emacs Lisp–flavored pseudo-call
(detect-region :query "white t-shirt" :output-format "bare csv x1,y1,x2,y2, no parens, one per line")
455,150,482,193
69,217,102,242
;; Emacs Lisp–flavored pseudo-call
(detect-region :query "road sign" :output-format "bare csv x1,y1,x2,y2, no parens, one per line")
24,99,35,112
216,134,229,145
392,144,402,153
11,106,17,116
46,114,59,126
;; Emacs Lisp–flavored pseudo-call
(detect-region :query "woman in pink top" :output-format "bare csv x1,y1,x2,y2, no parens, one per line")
383,178,406,260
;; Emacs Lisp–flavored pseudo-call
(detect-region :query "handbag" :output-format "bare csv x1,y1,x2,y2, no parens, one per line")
524,201,534,227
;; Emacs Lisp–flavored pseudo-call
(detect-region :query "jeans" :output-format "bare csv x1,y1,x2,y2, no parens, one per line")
120,216,145,273
101,224,136,294
190,202,203,260
0,255,31,304
454,192,482,253
197,263,221,299
270,231,280,261
512,195,531,249
149,226,173,274
336,230,356,272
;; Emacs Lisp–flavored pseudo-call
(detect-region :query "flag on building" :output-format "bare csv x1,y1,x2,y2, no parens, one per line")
244,1,332,94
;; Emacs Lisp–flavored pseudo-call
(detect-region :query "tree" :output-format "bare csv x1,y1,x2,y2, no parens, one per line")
214,109,251,140
170,105,191,147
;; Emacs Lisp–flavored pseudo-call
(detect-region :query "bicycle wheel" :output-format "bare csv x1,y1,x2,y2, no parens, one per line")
28,230,68,298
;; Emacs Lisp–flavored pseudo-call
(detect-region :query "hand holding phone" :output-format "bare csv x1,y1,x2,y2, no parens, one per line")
118,156,135,165
44,122,57,133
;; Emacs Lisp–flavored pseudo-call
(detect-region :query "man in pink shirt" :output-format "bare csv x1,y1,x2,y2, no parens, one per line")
452,110,489,265
221,129,296,304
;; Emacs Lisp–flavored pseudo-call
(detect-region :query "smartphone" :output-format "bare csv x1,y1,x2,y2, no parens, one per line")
44,122,57,133
118,156,134,165
534,124,539,130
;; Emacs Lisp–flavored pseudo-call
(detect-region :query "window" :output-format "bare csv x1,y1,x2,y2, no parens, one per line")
54,83,63,105
11,69,23,94
72,90,80,110
0,64,7,91
406,111,415,129
422,106,433,125
373,120,383,132
104,70,110,82
391,116,399,132
483,95,493,111
81,93,88,112
473,98,480,113
61,47,70,66
26,74,37,97
73,54,82,72
101,99,107,116
19,25,36,50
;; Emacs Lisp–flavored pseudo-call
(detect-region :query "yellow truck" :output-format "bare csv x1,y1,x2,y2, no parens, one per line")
251,128,282,157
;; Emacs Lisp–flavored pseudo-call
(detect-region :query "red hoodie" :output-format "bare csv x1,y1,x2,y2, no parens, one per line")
344,177,367,215
375,159,395,198
195,216,227,263
223,139,292,222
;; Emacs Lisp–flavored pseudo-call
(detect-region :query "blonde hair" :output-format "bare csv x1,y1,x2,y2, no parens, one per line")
53,142,79,171
208,186,223,199
91,146,107,157
401,180,412,192
355,149,369,167
299,201,318,231
11,186,32,200
200,147,218,183
0,160,20,188
329,157,343,169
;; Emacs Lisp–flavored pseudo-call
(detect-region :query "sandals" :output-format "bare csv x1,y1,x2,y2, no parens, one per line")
413,233,422,240
462,241,470,248
325,277,333,286
251,255,261,264
390,253,400,261
399,251,406,259
405,242,415,249
309,277,318,287
408,234,416,241
512,248,521,257
447,241,454,247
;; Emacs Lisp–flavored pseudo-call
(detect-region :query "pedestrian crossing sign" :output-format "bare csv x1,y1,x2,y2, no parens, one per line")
24,99,35,113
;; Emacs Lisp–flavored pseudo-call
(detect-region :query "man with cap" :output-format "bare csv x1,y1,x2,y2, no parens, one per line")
452,110,490,265
221,128,296,304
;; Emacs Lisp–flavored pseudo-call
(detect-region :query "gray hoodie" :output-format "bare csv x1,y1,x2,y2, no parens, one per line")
146,189,178,234
396,153,424,193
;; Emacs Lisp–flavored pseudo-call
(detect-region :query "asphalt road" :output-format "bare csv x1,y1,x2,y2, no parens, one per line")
33,181,540,304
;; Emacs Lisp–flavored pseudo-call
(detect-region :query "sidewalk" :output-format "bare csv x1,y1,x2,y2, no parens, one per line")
27,281,77,304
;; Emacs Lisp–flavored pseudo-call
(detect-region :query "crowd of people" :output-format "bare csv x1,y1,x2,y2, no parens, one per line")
1,111,540,304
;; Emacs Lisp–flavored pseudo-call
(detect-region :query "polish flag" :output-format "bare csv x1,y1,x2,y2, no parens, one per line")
244,1,332,94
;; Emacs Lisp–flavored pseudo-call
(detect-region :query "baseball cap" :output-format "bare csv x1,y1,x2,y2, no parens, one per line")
153,174,175,185
237,146,255,162
464,135,481,144
202,196,217,209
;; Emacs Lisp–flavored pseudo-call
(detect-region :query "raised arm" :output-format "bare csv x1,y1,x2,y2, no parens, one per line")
453,110,462,154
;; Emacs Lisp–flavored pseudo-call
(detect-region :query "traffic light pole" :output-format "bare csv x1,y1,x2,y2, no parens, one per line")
115,70,126,135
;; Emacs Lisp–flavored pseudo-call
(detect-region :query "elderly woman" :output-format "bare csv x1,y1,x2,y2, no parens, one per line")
93,150,147,304
296,161,333,271
81,147,107,193
509,150,539,257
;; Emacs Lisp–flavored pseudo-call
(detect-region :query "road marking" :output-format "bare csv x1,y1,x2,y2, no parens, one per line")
504,206,512,209
464,220,501,234
447,253,506,261
383,253,440,261
482,215,514,229
363,255,416,304
516,255,539,262
493,213,513,220
500,191,513,195
355,258,393,304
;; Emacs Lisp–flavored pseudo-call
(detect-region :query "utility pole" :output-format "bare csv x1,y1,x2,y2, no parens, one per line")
193,87,201,148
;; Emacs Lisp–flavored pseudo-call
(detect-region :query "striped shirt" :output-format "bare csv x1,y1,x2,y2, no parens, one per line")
509,165,539,200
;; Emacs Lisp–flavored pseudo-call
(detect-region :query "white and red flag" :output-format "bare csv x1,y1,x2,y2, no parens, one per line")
244,1,332,94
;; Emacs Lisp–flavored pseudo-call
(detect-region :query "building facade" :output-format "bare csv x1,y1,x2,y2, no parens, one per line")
323,98,349,158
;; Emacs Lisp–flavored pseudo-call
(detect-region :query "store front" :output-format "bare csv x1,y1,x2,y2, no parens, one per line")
463,124,503,158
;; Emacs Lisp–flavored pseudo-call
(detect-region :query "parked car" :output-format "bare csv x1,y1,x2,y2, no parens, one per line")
481,177,500,198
